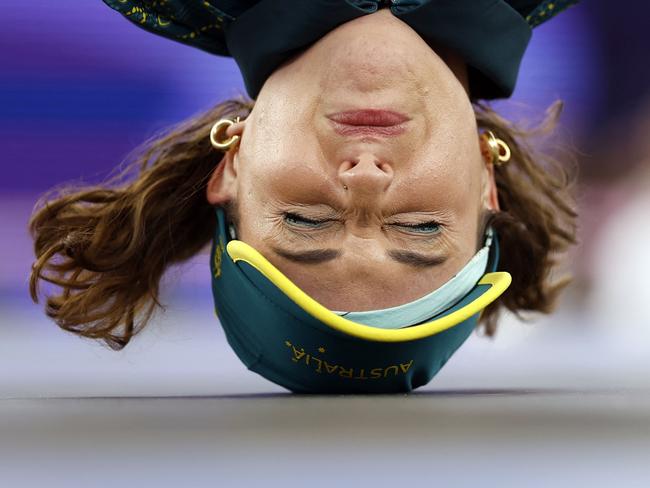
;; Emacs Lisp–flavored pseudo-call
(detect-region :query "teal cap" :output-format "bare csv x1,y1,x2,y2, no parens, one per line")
102,0,579,99
210,208,511,394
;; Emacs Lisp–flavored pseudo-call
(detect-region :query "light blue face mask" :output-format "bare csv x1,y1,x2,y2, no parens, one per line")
336,229,494,328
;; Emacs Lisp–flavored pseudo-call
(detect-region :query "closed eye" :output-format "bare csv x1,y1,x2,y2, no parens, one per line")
392,221,441,235
284,212,329,228
284,211,442,236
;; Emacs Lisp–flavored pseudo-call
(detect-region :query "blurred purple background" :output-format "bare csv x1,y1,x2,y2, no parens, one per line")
2,1,650,399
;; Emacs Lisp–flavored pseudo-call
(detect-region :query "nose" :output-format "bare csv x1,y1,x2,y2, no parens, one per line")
338,154,393,195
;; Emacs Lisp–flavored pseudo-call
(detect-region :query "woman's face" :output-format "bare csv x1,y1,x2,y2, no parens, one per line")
208,10,498,311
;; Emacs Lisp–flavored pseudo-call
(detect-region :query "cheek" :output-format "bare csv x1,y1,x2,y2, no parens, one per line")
425,111,483,201
239,155,334,209
401,148,483,212
238,124,334,207
244,82,317,158
239,114,324,193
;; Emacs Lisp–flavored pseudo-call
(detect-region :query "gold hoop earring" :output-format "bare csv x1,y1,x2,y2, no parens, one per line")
482,130,511,166
210,116,241,150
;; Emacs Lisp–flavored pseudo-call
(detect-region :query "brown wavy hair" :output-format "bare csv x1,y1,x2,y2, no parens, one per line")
29,97,577,350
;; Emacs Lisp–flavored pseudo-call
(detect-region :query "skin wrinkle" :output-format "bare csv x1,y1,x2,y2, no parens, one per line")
207,9,499,311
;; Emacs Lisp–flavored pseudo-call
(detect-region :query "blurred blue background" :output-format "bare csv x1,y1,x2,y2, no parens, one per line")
1,0,649,398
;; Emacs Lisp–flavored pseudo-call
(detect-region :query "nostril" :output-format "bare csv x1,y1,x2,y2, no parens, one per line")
338,160,357,173
376,162,393,175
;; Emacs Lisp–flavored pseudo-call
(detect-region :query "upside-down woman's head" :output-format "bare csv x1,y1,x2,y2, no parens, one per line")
207,11,498,311
29,10,577,350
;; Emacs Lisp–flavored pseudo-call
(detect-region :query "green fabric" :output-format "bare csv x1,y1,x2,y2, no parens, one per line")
101,0,579,100
210,208,502,394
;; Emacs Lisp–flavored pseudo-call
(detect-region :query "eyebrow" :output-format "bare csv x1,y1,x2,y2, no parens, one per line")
386,250,448,268
271,247,447,268
272,247,342,264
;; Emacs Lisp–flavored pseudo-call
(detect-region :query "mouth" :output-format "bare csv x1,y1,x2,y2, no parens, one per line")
327,109,410,136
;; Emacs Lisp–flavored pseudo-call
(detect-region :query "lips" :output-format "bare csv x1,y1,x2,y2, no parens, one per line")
327,109,410,136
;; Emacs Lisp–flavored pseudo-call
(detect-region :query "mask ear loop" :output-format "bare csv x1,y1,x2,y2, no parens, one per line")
484,226,494,248
228,224,237,240
215,206,238,243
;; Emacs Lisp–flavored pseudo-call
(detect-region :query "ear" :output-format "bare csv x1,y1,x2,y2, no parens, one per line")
206,120,245,205
478,134,500,212
206,150,238,205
